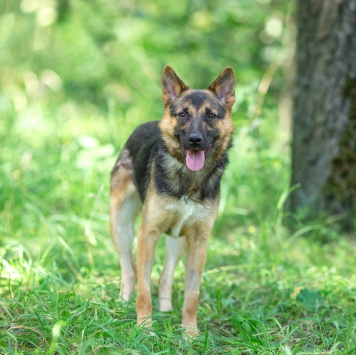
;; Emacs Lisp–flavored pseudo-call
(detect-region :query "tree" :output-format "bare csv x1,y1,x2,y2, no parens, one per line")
290,0,356,229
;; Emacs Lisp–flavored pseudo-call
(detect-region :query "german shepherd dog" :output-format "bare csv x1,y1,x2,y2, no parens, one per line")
110,66,236,336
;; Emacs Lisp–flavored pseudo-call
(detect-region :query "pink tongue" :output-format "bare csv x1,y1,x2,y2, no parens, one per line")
186,150,205,171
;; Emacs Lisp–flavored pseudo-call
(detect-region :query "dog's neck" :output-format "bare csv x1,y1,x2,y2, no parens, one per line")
153,138,228,201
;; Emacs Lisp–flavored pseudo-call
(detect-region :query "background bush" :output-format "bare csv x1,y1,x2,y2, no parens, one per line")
1,1,355,354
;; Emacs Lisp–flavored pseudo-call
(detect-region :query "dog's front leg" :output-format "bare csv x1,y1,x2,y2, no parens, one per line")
136,223,159,327
182,232,209,337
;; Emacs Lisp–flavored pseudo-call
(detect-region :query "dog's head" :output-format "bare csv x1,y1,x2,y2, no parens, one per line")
159,66,236,172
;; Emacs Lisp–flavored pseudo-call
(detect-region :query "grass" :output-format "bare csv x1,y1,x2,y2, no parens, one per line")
1,97,356,354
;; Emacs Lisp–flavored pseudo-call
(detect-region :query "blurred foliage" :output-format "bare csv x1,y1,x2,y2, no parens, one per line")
2,4,356,353
1,0,293,117
0,0,295,236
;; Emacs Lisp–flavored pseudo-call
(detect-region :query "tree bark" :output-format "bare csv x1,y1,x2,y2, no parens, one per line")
290,0,356,228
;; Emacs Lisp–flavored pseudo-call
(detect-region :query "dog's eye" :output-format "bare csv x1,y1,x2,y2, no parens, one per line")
208,113,216,119
178,112,187,118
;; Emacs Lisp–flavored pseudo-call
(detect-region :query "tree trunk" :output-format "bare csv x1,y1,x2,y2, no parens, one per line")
290,0,356,228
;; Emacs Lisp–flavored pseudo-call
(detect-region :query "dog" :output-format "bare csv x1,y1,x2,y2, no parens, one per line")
110,66,236,336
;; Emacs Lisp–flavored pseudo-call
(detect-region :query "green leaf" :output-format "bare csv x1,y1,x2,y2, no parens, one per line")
296,288,325,312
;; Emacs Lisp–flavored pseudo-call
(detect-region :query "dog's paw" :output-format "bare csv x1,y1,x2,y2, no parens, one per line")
183,326,199,338
159,300,173,312
137,316,153,328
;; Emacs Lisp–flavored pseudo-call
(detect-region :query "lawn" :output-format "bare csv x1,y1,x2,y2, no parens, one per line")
1,1,355,353
1,96,355,354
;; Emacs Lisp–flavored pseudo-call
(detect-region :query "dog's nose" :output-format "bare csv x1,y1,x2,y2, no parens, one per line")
188,134,203,147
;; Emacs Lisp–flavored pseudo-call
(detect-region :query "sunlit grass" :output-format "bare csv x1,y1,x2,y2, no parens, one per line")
1,0,354,352
1,97,355,354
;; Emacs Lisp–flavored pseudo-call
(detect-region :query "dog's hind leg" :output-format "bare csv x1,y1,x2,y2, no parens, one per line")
159,236,186,312
110,151,141,301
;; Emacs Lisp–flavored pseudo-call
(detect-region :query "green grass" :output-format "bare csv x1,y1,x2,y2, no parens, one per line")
1,98,355,354
0,2,355,352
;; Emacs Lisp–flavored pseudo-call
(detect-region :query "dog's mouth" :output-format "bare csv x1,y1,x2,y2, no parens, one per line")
183,146,211,172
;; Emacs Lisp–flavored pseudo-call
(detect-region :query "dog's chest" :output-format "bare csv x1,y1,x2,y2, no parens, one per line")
164,196,210,238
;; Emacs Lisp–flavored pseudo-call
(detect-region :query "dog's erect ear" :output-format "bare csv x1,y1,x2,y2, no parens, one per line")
208,67,236,108
162,66,188,105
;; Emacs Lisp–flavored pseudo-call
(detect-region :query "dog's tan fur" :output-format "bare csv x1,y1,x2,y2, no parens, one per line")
110,66,235,336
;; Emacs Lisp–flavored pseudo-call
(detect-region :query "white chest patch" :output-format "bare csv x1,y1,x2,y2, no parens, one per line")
164,196,211,238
